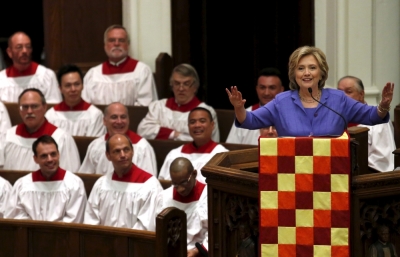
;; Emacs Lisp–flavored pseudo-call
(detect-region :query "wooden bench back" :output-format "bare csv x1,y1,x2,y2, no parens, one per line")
73,136,256,173
0,207,187,257
0,170,171,197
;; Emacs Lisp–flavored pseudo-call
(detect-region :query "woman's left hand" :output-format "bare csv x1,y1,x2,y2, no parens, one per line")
380,82,394,108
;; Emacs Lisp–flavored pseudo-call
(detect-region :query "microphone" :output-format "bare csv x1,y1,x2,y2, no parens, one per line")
308,88,347,133
195,242,209,256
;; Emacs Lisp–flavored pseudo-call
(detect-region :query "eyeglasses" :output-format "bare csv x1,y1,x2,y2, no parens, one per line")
171,172,193,188
170,80,194,89
19,104,41,111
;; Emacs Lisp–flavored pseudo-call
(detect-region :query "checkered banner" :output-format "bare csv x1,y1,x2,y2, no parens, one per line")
259,133,350,257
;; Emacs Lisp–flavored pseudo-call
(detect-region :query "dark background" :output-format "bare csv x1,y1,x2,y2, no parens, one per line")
172,0,314,109
0,0,314,110
0,0,44,67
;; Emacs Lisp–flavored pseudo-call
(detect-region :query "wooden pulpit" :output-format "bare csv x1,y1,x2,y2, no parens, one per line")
202,126,400,257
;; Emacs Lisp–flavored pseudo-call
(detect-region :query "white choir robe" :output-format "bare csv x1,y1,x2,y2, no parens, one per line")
45,100,106,137
355,122,396,172
82,57,158,106
78,130,157,176
137,97,220,142
3,168,87,223
0,101,12,163
0,120,81,172
84,164,163,230
156,181,208,250
226,104,260,145
0,62,62,103
0,176,12,218
158,140,228,183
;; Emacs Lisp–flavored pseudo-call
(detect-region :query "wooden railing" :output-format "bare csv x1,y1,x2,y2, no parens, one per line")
0,206,187,257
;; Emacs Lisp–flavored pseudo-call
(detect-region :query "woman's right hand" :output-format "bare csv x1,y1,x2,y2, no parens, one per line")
226,86,246,109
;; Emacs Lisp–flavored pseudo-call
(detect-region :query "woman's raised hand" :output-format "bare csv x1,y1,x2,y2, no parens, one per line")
380,82,394,108
226,86,246,109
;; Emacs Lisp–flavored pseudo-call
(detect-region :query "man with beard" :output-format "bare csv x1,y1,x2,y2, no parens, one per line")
0,32,61,103
226,67,284,144
4,135,86,222
0,88,80,172
82,25,158,106
158,107,228,183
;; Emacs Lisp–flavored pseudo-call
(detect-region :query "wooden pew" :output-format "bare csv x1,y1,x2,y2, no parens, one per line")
0,170,172,197
3,103,149,134
0,206,187,257
73,136,256,173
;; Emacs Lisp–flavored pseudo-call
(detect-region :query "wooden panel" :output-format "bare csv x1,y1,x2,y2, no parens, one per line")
42,0,122,70
80,233,132,257
30,229,70,257
215,109,234,143
0,226,16,257
0,207,186,257
171,0,314,108
155,53,174,99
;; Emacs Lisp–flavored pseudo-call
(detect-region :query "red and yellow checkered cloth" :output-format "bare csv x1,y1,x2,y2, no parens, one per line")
259,133,350,257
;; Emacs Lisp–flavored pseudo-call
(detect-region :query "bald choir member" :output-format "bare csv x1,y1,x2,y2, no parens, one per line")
158,107,228,183
78,102,157,175
4,135,87,222
0,31,61,103
84,134,163,230
156,157,208,257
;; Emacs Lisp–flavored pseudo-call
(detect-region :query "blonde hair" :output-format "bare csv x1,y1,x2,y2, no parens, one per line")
288,46,329,90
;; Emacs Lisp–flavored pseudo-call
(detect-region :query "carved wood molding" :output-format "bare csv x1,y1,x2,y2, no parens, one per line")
167,218,182,247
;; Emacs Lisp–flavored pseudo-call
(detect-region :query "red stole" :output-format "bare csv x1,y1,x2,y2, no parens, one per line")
32,167,66,182
181,140,218,154
102,57,138,75
112,164,152,183
53,100,91,111
6,62,39,77
16,120,57,138
173,181,206,203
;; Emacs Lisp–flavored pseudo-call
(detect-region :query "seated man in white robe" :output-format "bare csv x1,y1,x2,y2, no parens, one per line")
158,107,228,183
226,67,283,144
338,76,396,171
4,135,87,222
0,88,81,172
45,64,105,137
156,157,208,257
137,63,220,142
82,24,157,106
78,102,157,176
84,134,163,230
0,101,12,153
0,175,12,218
0,31,61,103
